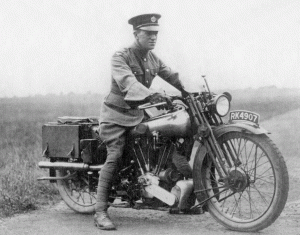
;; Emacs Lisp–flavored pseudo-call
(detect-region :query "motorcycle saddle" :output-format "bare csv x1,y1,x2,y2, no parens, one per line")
57,116,99,125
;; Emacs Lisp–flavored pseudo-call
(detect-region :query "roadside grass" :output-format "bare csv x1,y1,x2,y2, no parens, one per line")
0,121,60,217
0,90,299,217
0,93,101,217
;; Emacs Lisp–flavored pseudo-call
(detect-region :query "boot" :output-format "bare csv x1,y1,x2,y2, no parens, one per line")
94,211,116,230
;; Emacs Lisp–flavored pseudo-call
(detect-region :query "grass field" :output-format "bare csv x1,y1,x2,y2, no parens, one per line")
0,93,102,217
0,88,299,217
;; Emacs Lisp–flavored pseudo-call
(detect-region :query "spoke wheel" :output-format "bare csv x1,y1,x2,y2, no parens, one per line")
56,169,98,214
196,132,289,232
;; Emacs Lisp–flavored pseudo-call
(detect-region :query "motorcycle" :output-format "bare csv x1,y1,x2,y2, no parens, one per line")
38,77,289,232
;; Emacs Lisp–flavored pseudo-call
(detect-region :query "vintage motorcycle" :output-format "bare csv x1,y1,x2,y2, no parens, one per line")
38,78,289,232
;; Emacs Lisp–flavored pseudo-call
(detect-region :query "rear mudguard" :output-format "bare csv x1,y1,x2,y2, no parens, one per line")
192,122,269,204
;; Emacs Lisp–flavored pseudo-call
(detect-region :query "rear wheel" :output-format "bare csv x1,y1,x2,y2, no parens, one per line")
56,169,98,214
195,132,289,232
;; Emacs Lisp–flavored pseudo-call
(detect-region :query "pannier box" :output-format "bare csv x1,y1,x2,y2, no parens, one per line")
42,117,99,159
42,124,81,159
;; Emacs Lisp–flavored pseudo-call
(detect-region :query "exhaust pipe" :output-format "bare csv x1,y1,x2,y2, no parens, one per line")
38,161,103,171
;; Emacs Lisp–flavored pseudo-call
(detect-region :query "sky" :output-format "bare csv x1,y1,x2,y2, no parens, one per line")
0,0,299,97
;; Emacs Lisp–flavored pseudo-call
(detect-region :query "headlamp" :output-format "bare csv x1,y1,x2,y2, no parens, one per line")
210,93,231,117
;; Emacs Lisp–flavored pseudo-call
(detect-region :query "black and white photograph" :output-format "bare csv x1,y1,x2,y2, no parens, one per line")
0,1,299,234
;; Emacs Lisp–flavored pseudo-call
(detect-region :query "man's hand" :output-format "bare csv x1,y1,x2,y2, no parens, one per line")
147,93,172,109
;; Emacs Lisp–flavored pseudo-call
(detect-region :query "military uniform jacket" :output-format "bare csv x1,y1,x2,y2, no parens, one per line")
100,42,183,126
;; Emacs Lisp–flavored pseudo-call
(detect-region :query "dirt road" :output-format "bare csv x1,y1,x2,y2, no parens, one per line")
1,198,299,235
1,110,300,235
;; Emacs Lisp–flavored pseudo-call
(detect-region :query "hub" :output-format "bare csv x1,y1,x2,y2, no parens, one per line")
227,167,249,192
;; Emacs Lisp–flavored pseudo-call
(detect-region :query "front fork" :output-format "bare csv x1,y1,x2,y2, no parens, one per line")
187,94,229,180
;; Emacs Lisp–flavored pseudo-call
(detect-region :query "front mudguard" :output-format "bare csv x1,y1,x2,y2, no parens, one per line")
192,122,269,204
212,122,269,139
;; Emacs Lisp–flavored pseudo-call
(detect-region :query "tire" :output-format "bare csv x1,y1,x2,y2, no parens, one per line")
56,169,98,214
194,132,289,232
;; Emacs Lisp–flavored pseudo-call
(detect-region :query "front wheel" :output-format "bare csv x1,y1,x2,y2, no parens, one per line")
194,132,289,232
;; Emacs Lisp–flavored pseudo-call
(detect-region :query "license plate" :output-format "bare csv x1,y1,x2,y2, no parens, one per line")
229,110,260,124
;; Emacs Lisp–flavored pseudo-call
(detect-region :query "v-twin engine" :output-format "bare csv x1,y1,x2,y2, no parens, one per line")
128,131,194,209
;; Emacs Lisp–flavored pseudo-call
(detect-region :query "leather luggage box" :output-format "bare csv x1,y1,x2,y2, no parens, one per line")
42,124,81,159
42,117,99,160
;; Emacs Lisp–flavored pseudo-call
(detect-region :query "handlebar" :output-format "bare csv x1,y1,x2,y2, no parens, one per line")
137,93,189,110
137,102,167,110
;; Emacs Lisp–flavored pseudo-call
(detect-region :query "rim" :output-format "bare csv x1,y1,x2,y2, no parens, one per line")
61,170,97,207
205,134,276,222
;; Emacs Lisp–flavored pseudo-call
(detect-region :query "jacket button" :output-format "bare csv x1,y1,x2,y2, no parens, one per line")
146,69,149,72
143,58,147,62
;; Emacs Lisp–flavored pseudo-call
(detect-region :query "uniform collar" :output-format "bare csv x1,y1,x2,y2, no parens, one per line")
131,42,150,59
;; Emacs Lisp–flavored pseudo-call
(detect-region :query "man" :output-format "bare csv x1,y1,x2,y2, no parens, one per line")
94,13,187,230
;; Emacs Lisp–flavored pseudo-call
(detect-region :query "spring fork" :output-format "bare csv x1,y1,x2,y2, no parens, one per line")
188,94,228,179
203,141,225,178
224,140,242,167
196,99,228,177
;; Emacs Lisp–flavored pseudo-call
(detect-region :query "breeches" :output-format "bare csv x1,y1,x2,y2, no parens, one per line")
95,122,131,211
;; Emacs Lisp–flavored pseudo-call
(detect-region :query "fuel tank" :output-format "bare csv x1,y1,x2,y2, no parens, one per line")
142,109,191,137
